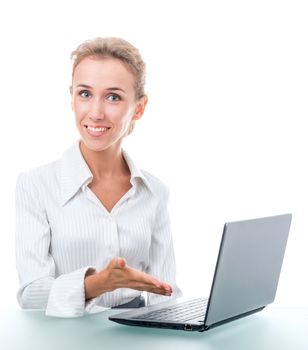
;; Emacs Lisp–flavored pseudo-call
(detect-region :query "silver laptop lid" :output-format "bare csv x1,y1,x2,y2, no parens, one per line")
205,214,292,327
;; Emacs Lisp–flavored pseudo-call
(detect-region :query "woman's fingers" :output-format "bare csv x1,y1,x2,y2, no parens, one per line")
126,268,172,295
130,283,170,295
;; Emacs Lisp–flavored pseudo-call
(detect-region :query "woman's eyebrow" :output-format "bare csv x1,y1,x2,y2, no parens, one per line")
106,87,126,93
76,84,126,93
76,84,92,89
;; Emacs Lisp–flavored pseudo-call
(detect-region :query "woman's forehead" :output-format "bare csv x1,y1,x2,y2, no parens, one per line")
73,56,135,90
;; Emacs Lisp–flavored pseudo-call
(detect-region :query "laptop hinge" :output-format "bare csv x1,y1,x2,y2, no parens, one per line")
202,306,265,332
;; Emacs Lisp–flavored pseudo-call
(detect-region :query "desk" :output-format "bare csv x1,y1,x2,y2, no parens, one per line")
0,307,307,350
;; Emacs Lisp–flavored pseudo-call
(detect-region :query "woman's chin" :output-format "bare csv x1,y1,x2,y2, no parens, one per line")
80,137,121,153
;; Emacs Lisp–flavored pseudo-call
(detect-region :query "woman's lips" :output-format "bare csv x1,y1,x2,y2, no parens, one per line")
85,125,111,137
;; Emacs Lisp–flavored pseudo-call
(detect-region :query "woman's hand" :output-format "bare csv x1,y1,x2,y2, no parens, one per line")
84,257,173,300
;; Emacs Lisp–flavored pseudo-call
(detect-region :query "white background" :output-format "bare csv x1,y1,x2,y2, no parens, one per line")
0,0,307,310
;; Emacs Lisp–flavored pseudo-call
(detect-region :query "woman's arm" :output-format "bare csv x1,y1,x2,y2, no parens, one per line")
15,173,95,317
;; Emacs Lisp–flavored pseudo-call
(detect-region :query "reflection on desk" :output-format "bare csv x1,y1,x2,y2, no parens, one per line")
0,306,307,350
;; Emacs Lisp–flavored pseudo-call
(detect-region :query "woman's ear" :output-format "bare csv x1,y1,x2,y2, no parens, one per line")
132,95,148,121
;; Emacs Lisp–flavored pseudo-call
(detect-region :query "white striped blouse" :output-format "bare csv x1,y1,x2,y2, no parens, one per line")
15,140,182,317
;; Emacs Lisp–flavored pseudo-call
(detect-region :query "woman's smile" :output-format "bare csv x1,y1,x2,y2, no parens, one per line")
85,125,112,137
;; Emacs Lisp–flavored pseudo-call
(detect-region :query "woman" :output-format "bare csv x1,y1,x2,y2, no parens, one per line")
15,37,182,317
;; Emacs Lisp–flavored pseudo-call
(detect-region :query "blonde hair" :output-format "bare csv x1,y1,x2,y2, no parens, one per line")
70,37,146,100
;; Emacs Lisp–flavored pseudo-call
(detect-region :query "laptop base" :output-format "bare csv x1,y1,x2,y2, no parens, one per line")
109,305,265,332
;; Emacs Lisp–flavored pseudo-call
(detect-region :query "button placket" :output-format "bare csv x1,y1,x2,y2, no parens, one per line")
108,215,120,257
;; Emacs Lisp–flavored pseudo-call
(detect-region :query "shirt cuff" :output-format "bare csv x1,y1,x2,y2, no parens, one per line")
46,266,96,317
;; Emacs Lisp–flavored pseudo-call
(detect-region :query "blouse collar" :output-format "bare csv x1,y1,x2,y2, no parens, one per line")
59,140,152,206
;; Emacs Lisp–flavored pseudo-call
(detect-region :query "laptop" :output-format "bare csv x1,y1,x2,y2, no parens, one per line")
109,214,292,332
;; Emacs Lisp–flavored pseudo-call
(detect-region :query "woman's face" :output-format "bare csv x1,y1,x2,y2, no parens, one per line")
70,56,146,152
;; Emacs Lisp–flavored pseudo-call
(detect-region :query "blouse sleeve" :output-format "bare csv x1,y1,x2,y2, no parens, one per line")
146,186,182,305
15,173,100,317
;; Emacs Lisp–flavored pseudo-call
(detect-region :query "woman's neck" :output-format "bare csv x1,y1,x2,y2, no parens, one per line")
79,140,130,181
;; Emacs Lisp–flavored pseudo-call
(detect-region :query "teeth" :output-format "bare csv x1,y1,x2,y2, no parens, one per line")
87,126,108,132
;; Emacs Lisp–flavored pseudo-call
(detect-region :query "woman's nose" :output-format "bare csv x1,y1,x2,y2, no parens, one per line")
89,98,105,120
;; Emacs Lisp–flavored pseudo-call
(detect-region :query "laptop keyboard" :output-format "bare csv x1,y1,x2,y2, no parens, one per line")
133,298,208,322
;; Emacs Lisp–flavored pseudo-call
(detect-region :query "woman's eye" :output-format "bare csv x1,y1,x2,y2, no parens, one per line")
79,90,91,98
107,94,121,102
